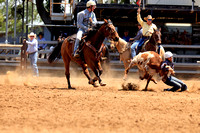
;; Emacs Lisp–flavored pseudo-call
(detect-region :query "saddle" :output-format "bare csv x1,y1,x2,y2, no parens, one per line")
67,33,104,61
67,34,77,43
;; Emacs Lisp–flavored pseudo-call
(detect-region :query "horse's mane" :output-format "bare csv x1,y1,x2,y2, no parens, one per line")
115,37,128,53
85,23,104,41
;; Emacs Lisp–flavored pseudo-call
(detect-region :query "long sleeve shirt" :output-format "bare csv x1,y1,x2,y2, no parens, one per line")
133,28,143,40
77,9,97,32
26,39,38,54
137,13,157,37
38,38,47,49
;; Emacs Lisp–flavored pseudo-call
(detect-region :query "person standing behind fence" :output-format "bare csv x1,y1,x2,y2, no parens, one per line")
122,30,131,42
26,32,39,77
38,32,47,50
38,32,47,58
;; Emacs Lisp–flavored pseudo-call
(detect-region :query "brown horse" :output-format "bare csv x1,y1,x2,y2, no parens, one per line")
141,30,164,55
48,19,119,89
112,29,165,79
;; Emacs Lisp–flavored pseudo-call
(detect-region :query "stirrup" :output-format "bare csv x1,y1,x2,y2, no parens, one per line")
73,50,80,58
74,52,80,58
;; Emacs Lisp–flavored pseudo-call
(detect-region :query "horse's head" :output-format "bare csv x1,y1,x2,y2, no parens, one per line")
151,29,161,45
100,19,119,42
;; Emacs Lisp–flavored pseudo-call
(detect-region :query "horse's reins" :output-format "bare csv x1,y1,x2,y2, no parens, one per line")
85,42,105,61
80,23,110,61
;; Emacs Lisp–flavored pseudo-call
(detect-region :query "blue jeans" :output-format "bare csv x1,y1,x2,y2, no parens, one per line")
136,36,148,54
29,52,39,77
131,40,140,58
164,76,187,91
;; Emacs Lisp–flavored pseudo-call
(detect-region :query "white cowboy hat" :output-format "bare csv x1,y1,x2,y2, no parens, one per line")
28,32,36,39
86,1,96,7
144,15,155,21
165,51,173,58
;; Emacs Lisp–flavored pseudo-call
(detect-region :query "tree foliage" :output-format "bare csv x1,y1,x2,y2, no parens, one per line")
0,0,42,37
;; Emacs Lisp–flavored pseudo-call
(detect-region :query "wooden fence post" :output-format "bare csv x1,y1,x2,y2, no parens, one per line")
21,40,27,70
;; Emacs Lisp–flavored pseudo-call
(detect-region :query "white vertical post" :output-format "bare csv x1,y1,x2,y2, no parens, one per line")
14,0,17,44
143,0,145,10
5,0,9,44
191,0,195,12
31,1,34,31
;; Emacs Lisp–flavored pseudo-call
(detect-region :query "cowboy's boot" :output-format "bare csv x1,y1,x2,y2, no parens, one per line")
73,39,80,58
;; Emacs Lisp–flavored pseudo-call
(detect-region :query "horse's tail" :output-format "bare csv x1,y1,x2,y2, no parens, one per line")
48,41,62,63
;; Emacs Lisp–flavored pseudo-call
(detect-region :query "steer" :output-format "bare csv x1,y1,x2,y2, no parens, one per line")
124,51,174,91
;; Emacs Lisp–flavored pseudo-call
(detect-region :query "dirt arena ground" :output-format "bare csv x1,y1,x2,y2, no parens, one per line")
0,70,200,133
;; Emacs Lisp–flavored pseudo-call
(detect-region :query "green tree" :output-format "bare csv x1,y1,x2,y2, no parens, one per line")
0,0,42,39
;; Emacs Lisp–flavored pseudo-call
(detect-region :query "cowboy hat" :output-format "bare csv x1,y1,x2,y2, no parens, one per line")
28,32,36,39
165,51,173,58
144,15,155,21
86,1,96,7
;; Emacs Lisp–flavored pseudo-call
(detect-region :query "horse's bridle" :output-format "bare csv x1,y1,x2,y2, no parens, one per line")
152,31,161,46
97,22,117,40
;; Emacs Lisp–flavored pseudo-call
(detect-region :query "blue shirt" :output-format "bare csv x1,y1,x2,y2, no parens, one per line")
38,38,47,49
122,36,131,42
26,39,38,54
77,9,97,32
133,28,143,40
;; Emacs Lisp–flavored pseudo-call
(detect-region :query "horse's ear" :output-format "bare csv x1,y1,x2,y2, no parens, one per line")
104,19,108,24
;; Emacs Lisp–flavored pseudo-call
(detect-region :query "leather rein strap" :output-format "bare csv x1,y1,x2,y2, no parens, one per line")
85,41,105,61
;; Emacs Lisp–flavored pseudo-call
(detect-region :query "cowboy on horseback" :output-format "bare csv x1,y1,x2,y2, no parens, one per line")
136,8,157,55
129,23,143,58
72,0,97,58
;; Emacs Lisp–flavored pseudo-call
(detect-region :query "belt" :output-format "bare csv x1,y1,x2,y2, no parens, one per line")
28,51,37,55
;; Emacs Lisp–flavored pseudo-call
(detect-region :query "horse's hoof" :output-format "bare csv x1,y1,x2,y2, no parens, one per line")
100,82,106,86
93,83,99,87
101,57,107,61
123,77,126,81
88,80,94,85
123,75,127,81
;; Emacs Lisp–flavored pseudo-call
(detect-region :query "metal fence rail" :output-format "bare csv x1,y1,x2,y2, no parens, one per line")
0,42,199,74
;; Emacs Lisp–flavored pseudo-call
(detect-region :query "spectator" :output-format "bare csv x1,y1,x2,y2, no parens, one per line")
26,32,39,77
122,30,131,42
38,32,47,58
38,32,47,50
